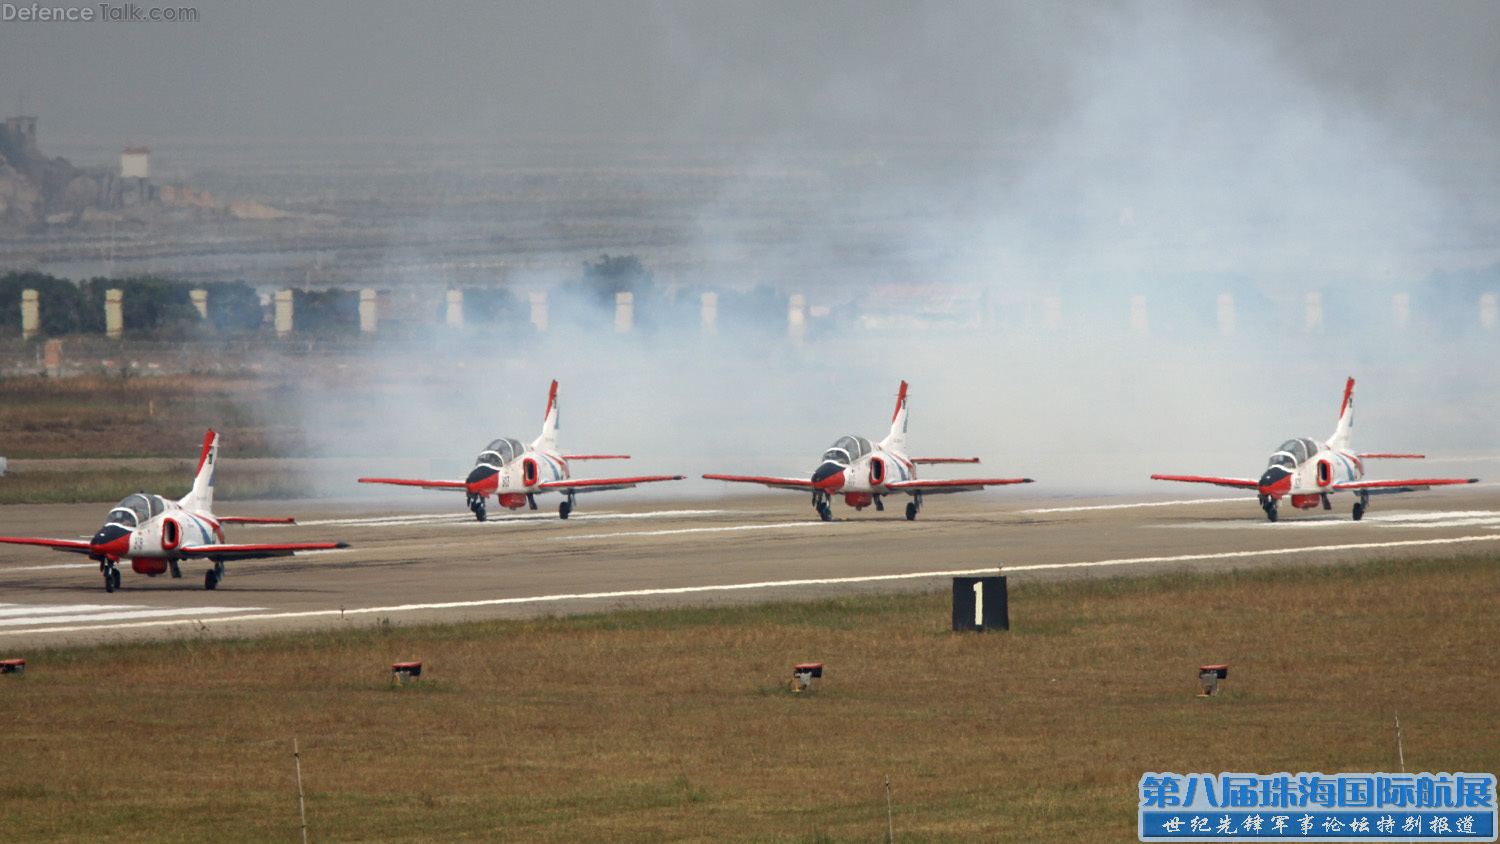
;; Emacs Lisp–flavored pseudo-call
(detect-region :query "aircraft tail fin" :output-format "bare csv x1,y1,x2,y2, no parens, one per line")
1330,377,1355,450
180,430,219,514
534,380,561,452
880,381,910,453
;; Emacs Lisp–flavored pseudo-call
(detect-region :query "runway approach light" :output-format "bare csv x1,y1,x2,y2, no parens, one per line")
790,663,823,693
1198,664,1228,697
1,658,25,676
391,661,423,685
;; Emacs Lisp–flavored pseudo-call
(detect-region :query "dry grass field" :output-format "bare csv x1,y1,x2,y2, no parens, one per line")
0,375,301,459
1,555,1496,843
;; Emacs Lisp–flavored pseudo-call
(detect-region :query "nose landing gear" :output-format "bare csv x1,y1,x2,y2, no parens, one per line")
99,558,122,592
812,491,833,522
1259,494,1279,522
467,494,487,522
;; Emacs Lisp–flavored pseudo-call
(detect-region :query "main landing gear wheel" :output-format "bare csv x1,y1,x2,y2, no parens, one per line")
906,502,918,521
1353,502,1365,521
559,501,572,520
204,570,219,590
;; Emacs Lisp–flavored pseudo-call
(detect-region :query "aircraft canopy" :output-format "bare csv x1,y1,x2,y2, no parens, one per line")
106,493,166,528
822,435,872,465
476,438,527,468
1268,437,1320,469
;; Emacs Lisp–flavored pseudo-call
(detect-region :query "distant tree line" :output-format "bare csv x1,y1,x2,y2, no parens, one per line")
0,271,265,338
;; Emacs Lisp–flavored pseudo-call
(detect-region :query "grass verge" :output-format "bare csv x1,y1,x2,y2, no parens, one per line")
1,555,1496,843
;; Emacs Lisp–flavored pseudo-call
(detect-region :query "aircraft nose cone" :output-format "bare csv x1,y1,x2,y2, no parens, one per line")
90,524,131,557
811,461,846,491
465,465,498,494
1258,467,1292,497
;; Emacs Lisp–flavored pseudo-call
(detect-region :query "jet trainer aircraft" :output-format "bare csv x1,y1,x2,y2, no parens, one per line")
0,431,350,592
359,380,685,521
703,381,1033,521
1151,377,1478,522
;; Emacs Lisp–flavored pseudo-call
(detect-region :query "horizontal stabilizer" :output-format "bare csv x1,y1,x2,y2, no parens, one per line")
1150,474,1259,489
702,473,815,491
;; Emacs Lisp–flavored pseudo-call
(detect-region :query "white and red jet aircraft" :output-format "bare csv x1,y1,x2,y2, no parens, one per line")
703,381,1033,521
0,430,349,592
359,380,684,521
1151,377,1478,522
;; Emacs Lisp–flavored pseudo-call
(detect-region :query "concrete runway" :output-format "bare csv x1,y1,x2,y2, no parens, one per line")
1,485,1498,648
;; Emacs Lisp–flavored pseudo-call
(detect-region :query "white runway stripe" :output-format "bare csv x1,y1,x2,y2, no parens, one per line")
0,603,264,628
296,509,729,529
1020,498,1242,514
543,521,826,541
5,532,1498,638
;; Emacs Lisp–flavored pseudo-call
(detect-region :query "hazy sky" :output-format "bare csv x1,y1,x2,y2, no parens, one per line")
2,1,1497,148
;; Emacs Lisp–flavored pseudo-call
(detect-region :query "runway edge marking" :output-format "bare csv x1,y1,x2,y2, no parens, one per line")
5,533,1498,637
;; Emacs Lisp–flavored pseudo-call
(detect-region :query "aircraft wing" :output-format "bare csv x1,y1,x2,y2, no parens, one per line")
358,477,469,492
910,457,980,464
1358,453,1425,459
539,475,685,495
701,474,815,491
1333,478,1478,493
563,454,629,460
887,477,1033,495
179,542,351,561
218,516,297,524
0,536,95,554
1150,474,1260,490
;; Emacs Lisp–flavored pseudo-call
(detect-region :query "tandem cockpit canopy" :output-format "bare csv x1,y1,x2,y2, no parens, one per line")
1268,437,1320,470
475,438,526,468
821,435,872,466
105,493,166,528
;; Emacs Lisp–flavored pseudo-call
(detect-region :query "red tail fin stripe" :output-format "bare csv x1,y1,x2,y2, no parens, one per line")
892,381,908,424
545,380,559,421
196,430,216,476
1340,377,1354,419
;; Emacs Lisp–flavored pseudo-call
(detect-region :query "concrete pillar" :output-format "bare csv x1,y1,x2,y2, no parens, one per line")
446,289,464,328
1392,293,1411,331
1481,293,1498,331
190,288,208,320
1305,291,1323,332
614,291,634,333
529,291,548,333
359,289,378,334
1129,295,1148,334
700,291,718,334
274,290,294,337
1042,296,1061,330
1216,292,1235,336
788,293,806,344
20,289,39,340
44,339,61,377
105,288,124,339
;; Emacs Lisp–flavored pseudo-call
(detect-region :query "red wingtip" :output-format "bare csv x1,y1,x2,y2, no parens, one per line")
196,430,217,476
892,381,909,424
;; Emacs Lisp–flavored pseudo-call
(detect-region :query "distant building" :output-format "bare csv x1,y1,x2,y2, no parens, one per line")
120,147,149,179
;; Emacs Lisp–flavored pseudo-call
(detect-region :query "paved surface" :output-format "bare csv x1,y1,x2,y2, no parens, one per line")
1,485,1497,648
